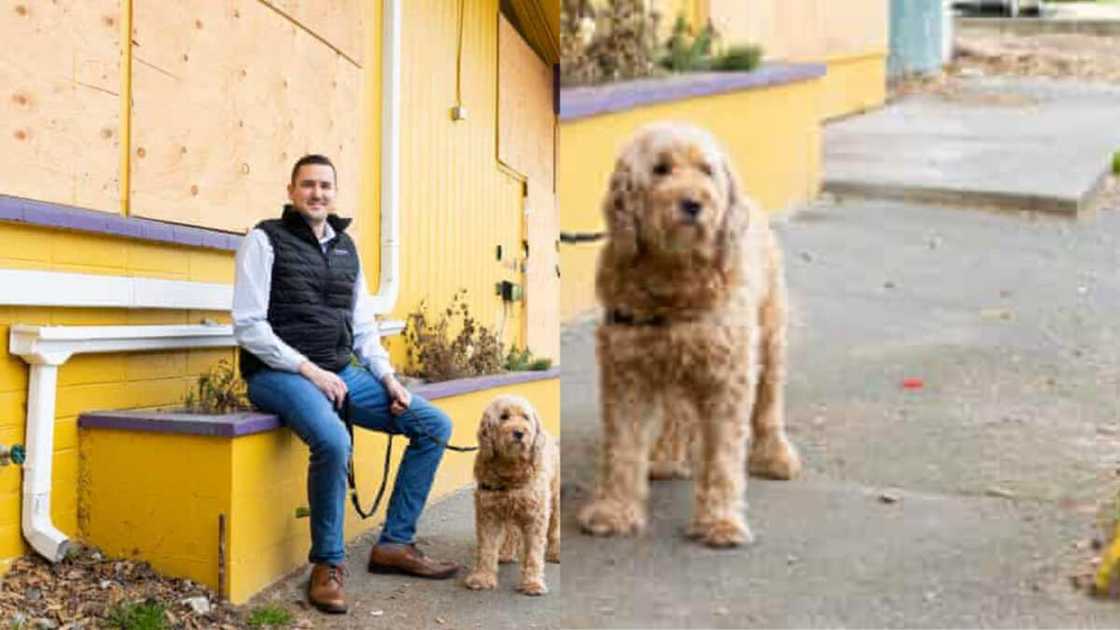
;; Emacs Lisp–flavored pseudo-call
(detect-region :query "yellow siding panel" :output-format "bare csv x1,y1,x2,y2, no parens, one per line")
0,224,52,263
50,232,128,271
187,250,235,284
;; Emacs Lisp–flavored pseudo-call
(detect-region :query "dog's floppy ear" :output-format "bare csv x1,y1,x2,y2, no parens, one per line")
529,403,544,453
477,403,498,460
602,158,642,261
716,159,748,273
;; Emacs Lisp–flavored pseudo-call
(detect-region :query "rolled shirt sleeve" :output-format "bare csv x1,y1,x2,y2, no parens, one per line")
232,229,310,372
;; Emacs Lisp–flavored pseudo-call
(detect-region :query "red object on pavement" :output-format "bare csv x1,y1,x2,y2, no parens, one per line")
902,378,924,390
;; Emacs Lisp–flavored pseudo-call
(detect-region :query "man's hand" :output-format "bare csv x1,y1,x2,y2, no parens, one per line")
382,374,411,416
299,361,348,409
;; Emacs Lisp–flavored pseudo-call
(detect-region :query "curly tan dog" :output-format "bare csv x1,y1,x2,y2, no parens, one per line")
464,395,559,595
577,122,801,548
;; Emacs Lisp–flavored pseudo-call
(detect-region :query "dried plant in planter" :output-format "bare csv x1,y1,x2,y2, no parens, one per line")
562,0,661,86
183,359,252,414
404,290,505,382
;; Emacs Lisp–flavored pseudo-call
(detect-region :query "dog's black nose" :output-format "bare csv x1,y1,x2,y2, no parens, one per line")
513,430,524,441
680,199,702,219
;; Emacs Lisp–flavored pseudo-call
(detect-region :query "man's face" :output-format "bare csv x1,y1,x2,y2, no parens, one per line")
287,164,336,223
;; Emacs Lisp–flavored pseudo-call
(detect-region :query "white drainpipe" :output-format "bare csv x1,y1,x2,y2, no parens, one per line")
368,0,402,314
3,0,404,563
9,325,237,561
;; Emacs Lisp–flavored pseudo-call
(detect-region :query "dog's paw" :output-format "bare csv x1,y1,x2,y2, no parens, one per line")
519,578,548,596
464,571,498,590
578,500,645,537
648,459,692,481
498,553,518,564
687,517,753,548
749,436,802,480
545,546,560,564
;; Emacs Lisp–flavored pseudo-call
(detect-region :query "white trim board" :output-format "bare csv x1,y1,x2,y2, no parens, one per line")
0,269,233,310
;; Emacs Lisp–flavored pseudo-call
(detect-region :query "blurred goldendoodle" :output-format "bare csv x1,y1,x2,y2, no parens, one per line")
464,395,559,595
577,122,801,547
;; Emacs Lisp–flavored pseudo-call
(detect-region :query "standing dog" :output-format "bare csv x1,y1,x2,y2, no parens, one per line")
577,123,801,548
465,395,559,595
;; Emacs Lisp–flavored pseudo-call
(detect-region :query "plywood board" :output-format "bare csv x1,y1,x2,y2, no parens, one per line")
499,15,558,360
499,16,554,190
0,0,120,213
259,0,365,65
130,0,361,233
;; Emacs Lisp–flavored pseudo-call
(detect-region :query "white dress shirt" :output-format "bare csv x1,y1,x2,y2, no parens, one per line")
232,220,395,380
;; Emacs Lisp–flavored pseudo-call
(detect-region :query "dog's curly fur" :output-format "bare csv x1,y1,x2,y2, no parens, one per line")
464,395,559,595
577,122,801,548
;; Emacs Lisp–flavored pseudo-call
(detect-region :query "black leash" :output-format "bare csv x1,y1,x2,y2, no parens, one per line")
341,393,479,520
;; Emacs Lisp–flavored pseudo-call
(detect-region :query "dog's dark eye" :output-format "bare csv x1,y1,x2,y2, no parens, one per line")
500,412,509,420
652,162,671,176
698,162,713,176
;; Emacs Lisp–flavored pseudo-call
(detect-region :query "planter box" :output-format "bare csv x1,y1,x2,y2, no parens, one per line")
77,369,560,603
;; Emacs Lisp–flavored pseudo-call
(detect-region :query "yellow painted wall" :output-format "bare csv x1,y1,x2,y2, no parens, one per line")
706,0,888,119
0,0,559,575
820,53,888,121
80,377,560,603
558,76,822,320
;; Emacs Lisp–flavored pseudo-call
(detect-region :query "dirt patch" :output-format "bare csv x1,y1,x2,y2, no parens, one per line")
953,31,1120,83
0,545,295,629
891,30,1120,103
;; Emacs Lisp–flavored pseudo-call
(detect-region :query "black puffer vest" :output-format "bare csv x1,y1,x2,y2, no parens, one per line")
240,205,360,379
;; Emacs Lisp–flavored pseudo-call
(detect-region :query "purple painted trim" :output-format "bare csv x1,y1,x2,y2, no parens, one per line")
0,194,243,251
414,368,560,400
79,410,280,437
77,369,560,437
559,63,828,121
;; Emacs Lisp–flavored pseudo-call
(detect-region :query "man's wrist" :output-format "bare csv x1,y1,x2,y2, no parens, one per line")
379,372,397,386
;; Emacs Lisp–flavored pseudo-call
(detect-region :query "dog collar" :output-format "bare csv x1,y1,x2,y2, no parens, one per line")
607,309,669,327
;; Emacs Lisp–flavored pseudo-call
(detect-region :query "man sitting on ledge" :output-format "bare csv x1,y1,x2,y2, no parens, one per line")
233,154,460,615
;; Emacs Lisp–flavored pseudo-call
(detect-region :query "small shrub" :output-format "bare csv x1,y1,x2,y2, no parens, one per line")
504,347,553,372
105,599,167,630
183,359,251,414
246,605,293,628
711,45,763,72
404,290,505,382
660,16,715,72
1112,150,1120,175
659,17,762,74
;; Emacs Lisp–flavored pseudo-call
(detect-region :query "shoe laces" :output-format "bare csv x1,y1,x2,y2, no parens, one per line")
325,564,346,587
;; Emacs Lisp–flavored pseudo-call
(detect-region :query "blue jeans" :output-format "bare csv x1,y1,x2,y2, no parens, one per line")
247,364,453,565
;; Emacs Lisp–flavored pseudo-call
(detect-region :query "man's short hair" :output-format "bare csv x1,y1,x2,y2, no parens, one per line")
290,154,338,186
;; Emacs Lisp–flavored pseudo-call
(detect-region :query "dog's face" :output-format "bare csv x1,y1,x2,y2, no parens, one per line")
479,395,541,462
603,123,743,265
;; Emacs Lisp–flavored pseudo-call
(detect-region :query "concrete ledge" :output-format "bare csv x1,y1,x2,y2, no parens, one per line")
559,63,827,121
78,368,561,437
0,194,242,251
824,166,1112,216
956,16,1120,36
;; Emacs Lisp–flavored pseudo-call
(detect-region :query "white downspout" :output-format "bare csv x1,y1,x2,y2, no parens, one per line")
369,0,402,314
20,353,73,562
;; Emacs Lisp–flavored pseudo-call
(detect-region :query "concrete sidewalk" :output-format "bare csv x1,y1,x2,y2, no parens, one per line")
823,77,1120,214
558,193,1120,628
252,486,564,629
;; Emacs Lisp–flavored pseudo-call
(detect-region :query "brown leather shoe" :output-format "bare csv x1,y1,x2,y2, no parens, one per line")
308,563,347,614
367,543,461,579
